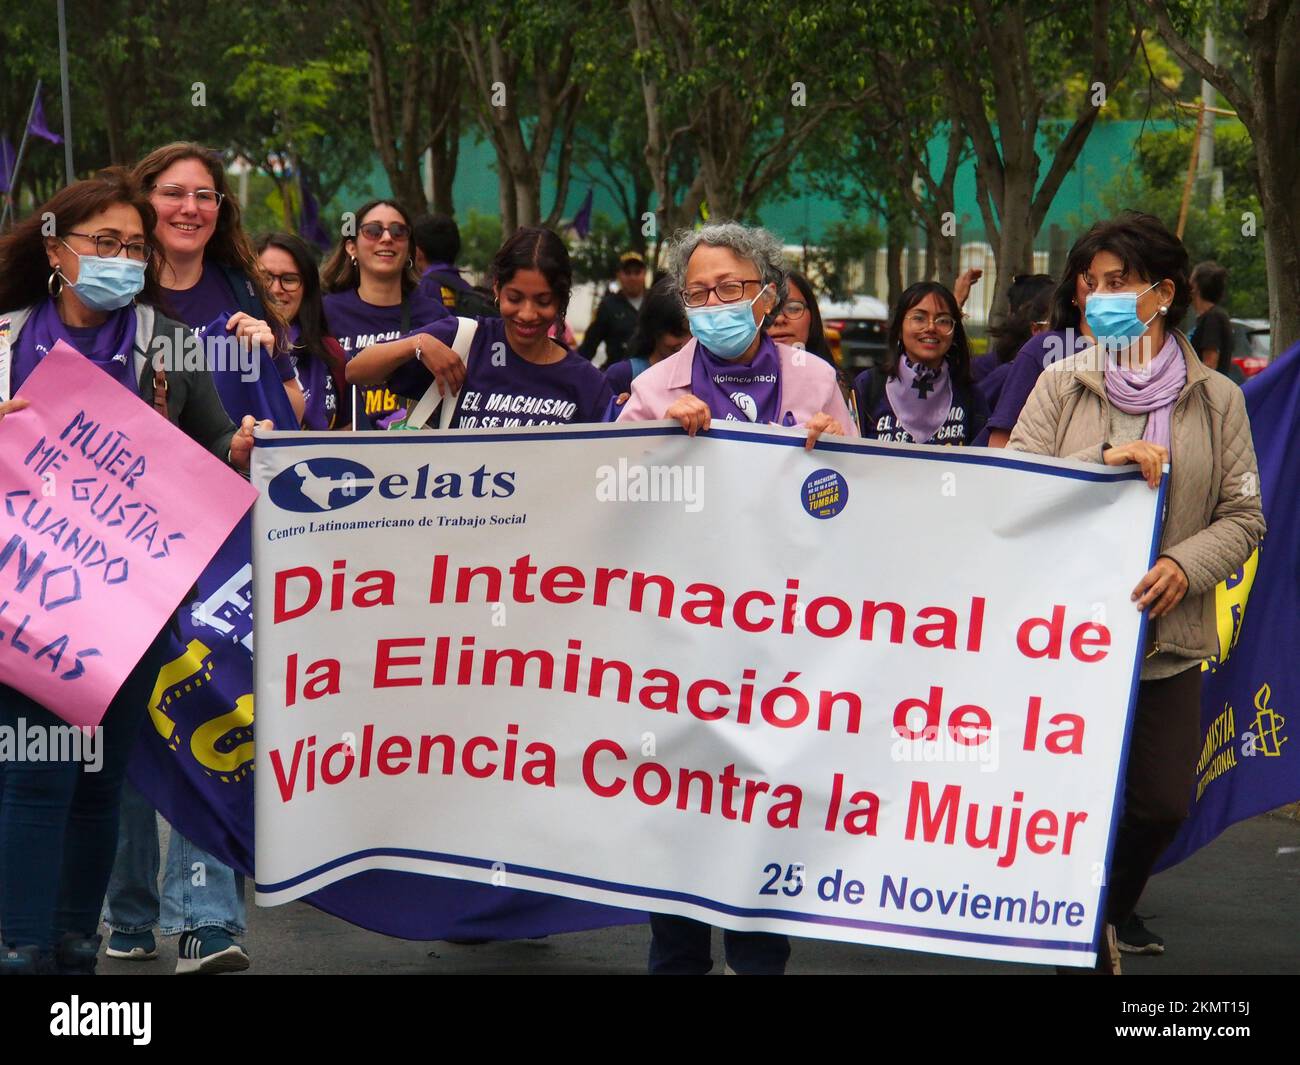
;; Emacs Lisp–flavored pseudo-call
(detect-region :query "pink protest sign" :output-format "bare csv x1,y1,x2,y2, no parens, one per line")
0,341,256,727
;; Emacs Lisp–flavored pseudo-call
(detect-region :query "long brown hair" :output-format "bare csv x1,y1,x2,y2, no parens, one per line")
321,199,420,295
884,281,973,389
133,141,277,319
0,167,167,312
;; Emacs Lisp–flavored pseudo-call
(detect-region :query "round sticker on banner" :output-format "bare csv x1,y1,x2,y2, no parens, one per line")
802,468,848,519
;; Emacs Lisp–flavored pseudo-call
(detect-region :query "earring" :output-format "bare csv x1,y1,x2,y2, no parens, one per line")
47,269,63,298
1159,306,1167,315
350,256,357,268
407,257,414,270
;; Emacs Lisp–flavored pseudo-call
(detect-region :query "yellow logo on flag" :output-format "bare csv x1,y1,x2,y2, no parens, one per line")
1249,683,1288,758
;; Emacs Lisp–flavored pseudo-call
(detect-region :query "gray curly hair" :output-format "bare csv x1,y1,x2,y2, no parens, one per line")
666,221,788,308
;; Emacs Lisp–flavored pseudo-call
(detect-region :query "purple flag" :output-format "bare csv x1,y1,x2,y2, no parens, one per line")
571,187,593,239
1155,341,1300,870
0,135,14,193
298,168,333,250
28,94,63,145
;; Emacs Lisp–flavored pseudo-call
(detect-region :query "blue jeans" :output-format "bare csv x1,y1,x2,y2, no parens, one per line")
649,914,790,974
0,627,168,949
102,776,246,936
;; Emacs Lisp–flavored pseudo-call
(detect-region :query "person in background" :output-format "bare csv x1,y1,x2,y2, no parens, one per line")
769,272,837,368
975,275,1054,410
979,240,1097,448
0,169,261,976
604,276,690,397
131,142,304,426
578,250,647,364
854,281,987,446
1188,261,1235,377
347,225,612,429
104,143,301,976
1007,211,1264,968
256,232,351,430
972,273,1054,381
320,199,450,428
413,213,470,309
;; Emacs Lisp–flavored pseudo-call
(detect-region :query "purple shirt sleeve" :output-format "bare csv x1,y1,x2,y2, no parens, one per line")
986,341,1050,432
604,360,634,397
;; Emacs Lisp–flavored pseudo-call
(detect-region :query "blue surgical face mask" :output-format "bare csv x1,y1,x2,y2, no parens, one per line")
60,249,146,312
1085,282,1162,351
686,286,769,360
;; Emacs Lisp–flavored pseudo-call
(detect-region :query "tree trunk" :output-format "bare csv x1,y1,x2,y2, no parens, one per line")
497,157,518,236
886,208,907,311
514,173,541,228
429,104,459,217
1256,131,1300,351
989,164,1036,317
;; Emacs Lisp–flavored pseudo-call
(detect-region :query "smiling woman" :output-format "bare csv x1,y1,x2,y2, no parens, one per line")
131,142,305,429
854,281,987,446
346,225,613,430
320,199,451,429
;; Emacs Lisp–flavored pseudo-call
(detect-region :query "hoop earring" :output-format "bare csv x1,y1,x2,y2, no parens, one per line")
47,270,63,298
408,257,415,270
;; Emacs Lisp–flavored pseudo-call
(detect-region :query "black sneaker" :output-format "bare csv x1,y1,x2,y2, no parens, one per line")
1117,913,1165,955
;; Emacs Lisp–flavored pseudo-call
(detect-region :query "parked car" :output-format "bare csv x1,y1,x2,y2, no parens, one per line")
820,295,890,374
1230,318,1271,378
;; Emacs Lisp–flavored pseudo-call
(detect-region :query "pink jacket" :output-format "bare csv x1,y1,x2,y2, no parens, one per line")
617,337,856,433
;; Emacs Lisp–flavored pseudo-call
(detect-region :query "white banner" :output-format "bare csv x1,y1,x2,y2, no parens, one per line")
252,423,1163,966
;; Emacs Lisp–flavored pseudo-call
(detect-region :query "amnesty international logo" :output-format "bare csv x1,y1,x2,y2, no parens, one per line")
1247,683,1288,758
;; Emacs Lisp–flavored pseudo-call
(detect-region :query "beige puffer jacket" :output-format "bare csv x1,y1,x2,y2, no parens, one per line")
1008,331,1265,661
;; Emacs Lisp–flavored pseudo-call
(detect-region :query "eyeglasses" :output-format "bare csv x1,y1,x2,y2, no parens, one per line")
904,311,957,334
358,221,410,241
264,271,303,292
151,184,224,212
777,300,808,319
63,232,153,262
681,279,764,308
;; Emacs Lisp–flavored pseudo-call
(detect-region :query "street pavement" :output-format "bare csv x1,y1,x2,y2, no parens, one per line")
99,812,1300,975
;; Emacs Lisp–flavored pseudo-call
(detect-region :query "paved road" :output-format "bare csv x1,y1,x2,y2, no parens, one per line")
99,813,1300,975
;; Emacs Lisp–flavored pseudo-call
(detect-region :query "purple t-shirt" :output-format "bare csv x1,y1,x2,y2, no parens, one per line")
324,288,450,427
163,267,237,330
977,359,1013,408
971,351,999,383
388,316,613,427
984,329,1091,433
855,372,988,446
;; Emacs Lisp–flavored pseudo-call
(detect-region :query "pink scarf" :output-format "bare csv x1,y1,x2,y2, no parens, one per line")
1104,334,1186,450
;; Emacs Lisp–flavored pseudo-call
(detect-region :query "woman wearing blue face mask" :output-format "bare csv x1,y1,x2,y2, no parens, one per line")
618,222,853,453
0,169,264,975
1008,212,1265,970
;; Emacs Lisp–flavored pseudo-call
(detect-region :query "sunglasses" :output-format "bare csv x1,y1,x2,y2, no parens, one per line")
357,221,410,241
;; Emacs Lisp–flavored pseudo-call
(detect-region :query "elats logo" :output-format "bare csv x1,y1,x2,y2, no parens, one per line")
269,458,375,513
268,457,518,513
